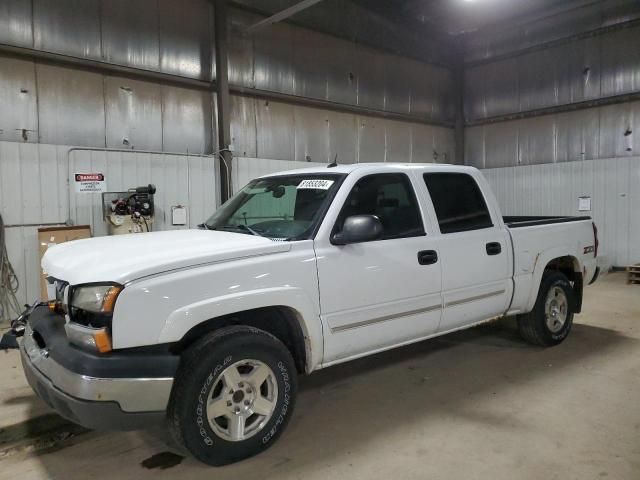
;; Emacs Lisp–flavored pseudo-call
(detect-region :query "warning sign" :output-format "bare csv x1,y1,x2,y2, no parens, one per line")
74,173,106,193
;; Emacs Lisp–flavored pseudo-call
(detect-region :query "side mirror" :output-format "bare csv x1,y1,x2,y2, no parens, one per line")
331,215,383,245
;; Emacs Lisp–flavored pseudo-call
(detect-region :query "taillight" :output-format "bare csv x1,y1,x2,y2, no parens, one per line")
592,222,598,258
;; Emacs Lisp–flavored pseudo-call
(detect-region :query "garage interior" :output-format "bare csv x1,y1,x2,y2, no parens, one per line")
0,0,639,477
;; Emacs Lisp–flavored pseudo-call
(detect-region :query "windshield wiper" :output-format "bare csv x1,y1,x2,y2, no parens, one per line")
234,224,263,237
214,224,264,237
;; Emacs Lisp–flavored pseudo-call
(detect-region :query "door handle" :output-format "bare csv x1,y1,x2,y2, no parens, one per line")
486,242,502,255
417,250,438,265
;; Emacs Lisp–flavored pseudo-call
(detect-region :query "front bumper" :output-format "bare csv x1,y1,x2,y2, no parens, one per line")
20,306,179,431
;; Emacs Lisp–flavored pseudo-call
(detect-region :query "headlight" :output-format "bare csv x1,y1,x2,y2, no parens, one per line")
71,284,122,314
68,284,123,353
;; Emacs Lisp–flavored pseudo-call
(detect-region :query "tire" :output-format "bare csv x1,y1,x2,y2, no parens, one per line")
517,271,575,347
167,325,298,466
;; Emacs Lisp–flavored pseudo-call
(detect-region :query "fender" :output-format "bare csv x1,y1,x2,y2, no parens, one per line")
157,287,323,372
525,246,580,312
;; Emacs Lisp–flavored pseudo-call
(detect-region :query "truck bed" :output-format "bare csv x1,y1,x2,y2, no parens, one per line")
503,215,592,228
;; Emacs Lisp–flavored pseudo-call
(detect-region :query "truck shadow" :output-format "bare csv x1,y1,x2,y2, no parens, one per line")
19,319,638,479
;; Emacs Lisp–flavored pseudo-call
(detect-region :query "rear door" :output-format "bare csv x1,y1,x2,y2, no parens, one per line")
422,172,512,332
314,171,442,364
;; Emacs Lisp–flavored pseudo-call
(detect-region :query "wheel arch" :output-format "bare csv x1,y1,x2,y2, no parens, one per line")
170,305,310,374
528,253,584,313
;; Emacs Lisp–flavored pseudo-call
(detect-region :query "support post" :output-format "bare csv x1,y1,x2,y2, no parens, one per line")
214,0,232,202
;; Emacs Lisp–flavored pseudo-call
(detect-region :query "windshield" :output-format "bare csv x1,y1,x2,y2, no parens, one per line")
205,173,345,240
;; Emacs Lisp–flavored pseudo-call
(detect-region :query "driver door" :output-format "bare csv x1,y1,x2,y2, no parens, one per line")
314,172,443,365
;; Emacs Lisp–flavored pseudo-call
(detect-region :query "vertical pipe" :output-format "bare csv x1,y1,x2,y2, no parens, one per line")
214,0,232,201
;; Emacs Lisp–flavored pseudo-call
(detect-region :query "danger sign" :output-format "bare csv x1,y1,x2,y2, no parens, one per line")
74,173,106,193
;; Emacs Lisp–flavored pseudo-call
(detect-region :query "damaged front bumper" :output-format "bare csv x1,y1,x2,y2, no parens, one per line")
20,306,178,431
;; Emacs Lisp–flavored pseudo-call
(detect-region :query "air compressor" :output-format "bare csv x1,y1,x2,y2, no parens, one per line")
102,184,156,235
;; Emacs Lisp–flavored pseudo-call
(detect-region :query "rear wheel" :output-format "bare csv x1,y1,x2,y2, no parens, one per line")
168,326,297,466
517,271,574,346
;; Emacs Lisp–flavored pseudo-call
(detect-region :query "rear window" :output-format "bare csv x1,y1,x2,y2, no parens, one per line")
423,173,493,234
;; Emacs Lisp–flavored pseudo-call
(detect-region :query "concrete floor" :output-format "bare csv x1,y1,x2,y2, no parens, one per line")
0,271,638,479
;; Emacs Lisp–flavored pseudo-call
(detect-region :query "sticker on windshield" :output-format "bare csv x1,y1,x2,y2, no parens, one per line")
297,179,334,190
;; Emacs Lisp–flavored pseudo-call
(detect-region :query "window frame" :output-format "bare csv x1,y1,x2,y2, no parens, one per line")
331,172,426,242
423,172,495,235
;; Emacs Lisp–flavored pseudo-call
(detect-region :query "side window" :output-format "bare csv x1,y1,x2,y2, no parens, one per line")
423,173,493,234
336,173,425,240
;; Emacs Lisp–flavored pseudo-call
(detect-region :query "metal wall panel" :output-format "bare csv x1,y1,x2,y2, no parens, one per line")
325,36,358,106
517,116,556,165
567,37,602,102
385,120,411,163
407,61,433,120
601,25,640,97
33,0,101,59
327,110,357,164
104,76,163,151
384,55,411,115
231,156,325,194
464,126,485,168
253,22,295,95
599,103,634,158
0,0,32,46
410,123,435,164
255,99,295,160
228,9,256,88
485,57,520,117
292,27,329,101
230,95,257,158
518,48,558,112
433,126,455,164
357,116,386,163
36,64,106,147
0,56,38,143
464,0,640,62
484,122,519,168
356,46,386,112
482,156,640,267
466,25,640,121
101,0,160,72
464,66,486,121
161,85,213,154
293,105,329,163
158,0,213,80
468,101,640,167
555,108,600,162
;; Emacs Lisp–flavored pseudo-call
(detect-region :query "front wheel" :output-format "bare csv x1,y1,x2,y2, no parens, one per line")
167,326,298,466
517,271,575,347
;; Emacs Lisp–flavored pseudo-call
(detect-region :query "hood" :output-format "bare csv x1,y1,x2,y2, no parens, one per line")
42,229,291,285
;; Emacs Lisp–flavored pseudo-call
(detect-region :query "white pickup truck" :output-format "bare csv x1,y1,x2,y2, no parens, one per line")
19,163,599,465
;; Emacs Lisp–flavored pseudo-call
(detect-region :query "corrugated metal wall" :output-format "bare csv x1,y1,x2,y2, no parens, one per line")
230,97,455,165
0,55,215,152
0,141,218,305
465,100,640,168
465,24,640,123
463,12,640,267
0,0,456,313
482,157,640,268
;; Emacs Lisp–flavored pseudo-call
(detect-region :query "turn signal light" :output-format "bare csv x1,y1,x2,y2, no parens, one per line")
93,329,113,353
48,300,64,314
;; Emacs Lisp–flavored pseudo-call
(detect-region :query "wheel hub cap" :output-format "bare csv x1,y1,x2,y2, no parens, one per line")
545,286,568,333
206,359,278,442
